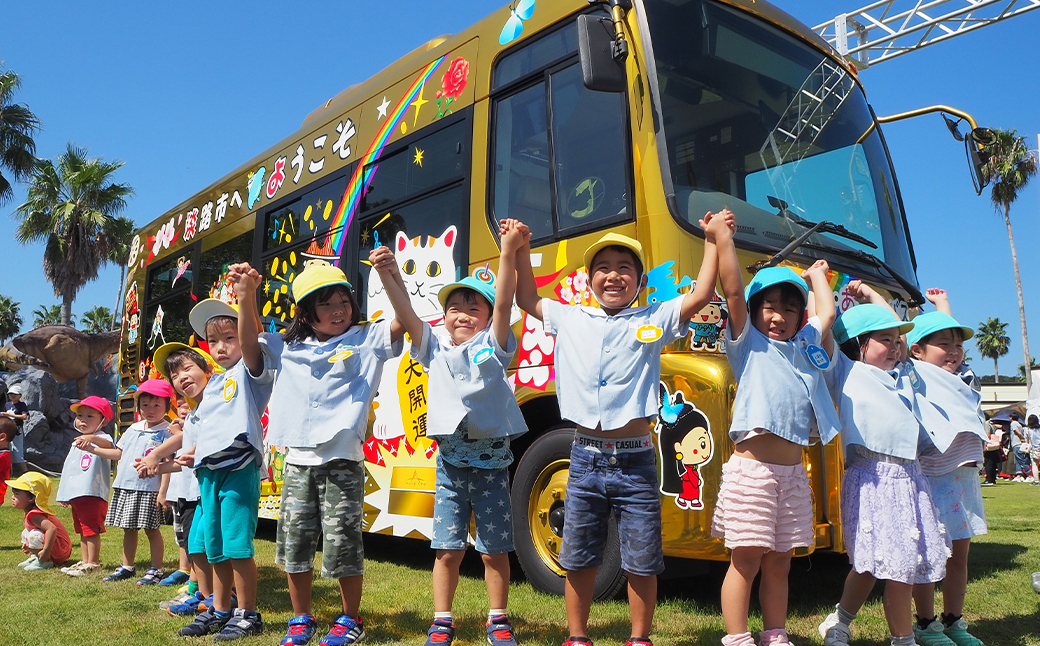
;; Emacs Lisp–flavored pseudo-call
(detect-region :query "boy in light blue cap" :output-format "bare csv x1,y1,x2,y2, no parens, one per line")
377,220,528,646
905,289,988,646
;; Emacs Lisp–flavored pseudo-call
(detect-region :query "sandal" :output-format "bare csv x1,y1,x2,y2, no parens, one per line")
136,567,165,585
103,565,137,582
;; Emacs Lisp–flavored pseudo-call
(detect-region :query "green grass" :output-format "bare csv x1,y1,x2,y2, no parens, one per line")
2,480,1038,645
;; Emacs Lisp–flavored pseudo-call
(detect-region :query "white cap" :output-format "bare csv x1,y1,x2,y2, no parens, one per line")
8,384,23,395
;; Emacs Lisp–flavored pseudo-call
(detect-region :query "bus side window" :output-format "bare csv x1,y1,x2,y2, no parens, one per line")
493,84,553,240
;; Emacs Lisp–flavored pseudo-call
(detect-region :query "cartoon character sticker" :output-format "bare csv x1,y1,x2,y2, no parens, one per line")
690,296,728,352
655,382,714,510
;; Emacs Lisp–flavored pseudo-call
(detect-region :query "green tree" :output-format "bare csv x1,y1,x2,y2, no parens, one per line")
14,144,133,326
981,129,1038,390
976,317,1010,383
1018,357,1040,380
0,294,23,343
81,305,113,333
32,304,66,327
106,215,136,331
0,64,40,207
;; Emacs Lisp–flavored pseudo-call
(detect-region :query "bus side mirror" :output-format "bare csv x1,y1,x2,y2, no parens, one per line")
577,14,627,93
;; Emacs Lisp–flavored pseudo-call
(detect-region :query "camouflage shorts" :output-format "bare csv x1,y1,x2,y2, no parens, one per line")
275,459,365,579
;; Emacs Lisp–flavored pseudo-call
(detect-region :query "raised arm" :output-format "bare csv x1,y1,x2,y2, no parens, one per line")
681,210,733,320
925,288,952,315
713,212,748,337
507,220,543,321
802,261,835,352
228,262,265,377
370,246,423,344
493,220,525,348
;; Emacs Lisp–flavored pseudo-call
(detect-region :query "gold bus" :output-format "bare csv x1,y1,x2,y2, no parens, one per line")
119,0,927,599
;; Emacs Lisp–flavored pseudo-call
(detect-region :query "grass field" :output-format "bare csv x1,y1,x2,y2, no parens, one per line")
1,480,1038,646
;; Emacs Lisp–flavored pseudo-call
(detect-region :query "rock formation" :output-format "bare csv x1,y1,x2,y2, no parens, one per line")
1,326,120,398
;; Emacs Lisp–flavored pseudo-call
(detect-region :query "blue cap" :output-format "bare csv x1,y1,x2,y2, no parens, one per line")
833,304,915,345
744,267,808,305
437,276,496,310
906,311,974,346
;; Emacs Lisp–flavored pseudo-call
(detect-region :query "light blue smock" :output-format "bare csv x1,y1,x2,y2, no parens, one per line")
727,316,841,446
260,320,402,451
55,432,113,503
911,360,987,448
111,421,172,492
542,296,689,431
411,323,527,439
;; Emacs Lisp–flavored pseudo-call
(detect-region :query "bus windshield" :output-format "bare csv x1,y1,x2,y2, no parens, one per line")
642,0,917,283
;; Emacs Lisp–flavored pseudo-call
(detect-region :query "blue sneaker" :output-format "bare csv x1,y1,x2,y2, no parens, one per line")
214,608,264,641
166,591,205,616
159,569,190,586
486,615,516,646
281,615,318,646
178,609,230,637
425,619,455,646
319,615,366,646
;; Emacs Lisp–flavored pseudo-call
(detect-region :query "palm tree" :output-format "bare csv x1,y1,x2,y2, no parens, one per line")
106,215,136,331
32,304,66,327
976,317,1010,383
14,144,133,326
81,306,113,333
0,294,23,343
0,65,40,207
981,129,1038,390
1018,357,1040,381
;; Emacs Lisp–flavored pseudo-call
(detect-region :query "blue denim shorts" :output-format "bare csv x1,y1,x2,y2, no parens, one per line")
559,444,664,576
432,459,514,554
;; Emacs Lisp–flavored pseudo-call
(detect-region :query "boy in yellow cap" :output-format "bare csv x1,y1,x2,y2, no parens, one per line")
9,472,72,570
509,214,728,646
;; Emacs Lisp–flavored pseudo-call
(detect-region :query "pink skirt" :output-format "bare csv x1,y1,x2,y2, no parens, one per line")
711,455,815,552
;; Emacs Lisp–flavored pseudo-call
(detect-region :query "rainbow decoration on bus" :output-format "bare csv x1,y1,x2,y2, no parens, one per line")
327,54,449,259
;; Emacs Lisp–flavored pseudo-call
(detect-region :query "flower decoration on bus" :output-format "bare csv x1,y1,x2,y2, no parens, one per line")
434,57,470,120
153,218,177,257
555,268,594,307
183,208,199,242
517,312,554,390
266,156,287,200
499,0,535,45
247,166,266,209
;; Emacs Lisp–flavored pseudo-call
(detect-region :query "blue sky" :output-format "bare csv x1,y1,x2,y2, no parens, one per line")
2,1,1038,377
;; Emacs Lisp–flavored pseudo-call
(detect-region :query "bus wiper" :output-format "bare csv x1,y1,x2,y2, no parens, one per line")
748,217,877,273
767,196,877,249
843,249,925,307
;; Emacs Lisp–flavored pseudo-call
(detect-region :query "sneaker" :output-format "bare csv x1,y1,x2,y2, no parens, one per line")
179,609,230,637
981,482,994,487
320,615,366,646
819,611,852,646
160,569,190,586
168,592,206,616
17,555,40,569
136,567,165,585
199,592,239,614
214,609,264,641
914,620,956,646
625,640,652,646
161,591,195,611
67,563,101,577
103,565,136,582
425,619,455,646
943,618,984,646
61,561,85,573
759,628,793,645
1033,572,1040,593
561,638,593,646
24,559,54,571
487,616,516,646
280,615,319,646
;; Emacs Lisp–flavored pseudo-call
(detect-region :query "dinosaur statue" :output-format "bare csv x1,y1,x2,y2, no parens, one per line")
0,326,121,398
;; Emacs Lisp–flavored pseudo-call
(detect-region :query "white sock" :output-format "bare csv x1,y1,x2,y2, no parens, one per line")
434,612,453,622
489,609,507,619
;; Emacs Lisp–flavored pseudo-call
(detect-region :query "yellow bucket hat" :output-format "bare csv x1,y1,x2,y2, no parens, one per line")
583,232,646,273
6,472,55,514
152,342,222,382
188,298,239,338
291,259,352,303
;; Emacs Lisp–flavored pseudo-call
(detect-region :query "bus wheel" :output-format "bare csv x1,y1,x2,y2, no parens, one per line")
511,425,627,600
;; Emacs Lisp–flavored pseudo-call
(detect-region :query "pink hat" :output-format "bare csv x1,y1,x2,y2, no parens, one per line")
70,395,114,422
135,379,175,400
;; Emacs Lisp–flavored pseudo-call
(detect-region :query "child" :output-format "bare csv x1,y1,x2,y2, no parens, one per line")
142,297,274,641
0,417,14,504
235,257,408,646
8,472,72,570
512,213,725,646
80,378,174,584
381,221,528,646
55,395,115,576
907,290,988,646
711,221,842,646
2,384,28,477
816,284,955,646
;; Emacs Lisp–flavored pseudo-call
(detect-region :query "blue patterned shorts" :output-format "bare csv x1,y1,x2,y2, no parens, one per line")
559,444,664,577
432,459,514,554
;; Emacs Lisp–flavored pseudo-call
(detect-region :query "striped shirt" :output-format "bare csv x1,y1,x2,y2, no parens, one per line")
918,430,984,476
199,433,255,471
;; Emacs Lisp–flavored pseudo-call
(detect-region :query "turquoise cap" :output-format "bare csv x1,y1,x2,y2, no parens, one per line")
438,276,497,310
833,304,915,345
906,311,974,346
745,266,808,304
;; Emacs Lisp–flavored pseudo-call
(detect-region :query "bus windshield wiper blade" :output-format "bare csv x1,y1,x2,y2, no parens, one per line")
748,219,877,273
844,249,925,307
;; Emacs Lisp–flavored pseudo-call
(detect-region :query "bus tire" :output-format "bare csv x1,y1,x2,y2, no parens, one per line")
511,425,627,600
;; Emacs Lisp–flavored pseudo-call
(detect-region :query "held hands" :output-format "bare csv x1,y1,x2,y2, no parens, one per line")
499,218,530,254
168,417,185,435
134,455,161,479
925,288,948,307
174,447,196,469
157,492,171,511
228,263,263,295
801,259,830,282
71,435,94,450
369,246,399,277
700,209,736,243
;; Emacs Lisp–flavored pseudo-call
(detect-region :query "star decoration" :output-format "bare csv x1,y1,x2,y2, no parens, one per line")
485,472,497,482
411,84,428,126
361,228,371,244
376,96,391,120
413,147,425,167
485,522,497,532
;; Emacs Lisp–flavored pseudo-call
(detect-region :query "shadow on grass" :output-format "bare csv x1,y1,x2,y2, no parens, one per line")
967,541,1029,581
969,607,1040,645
